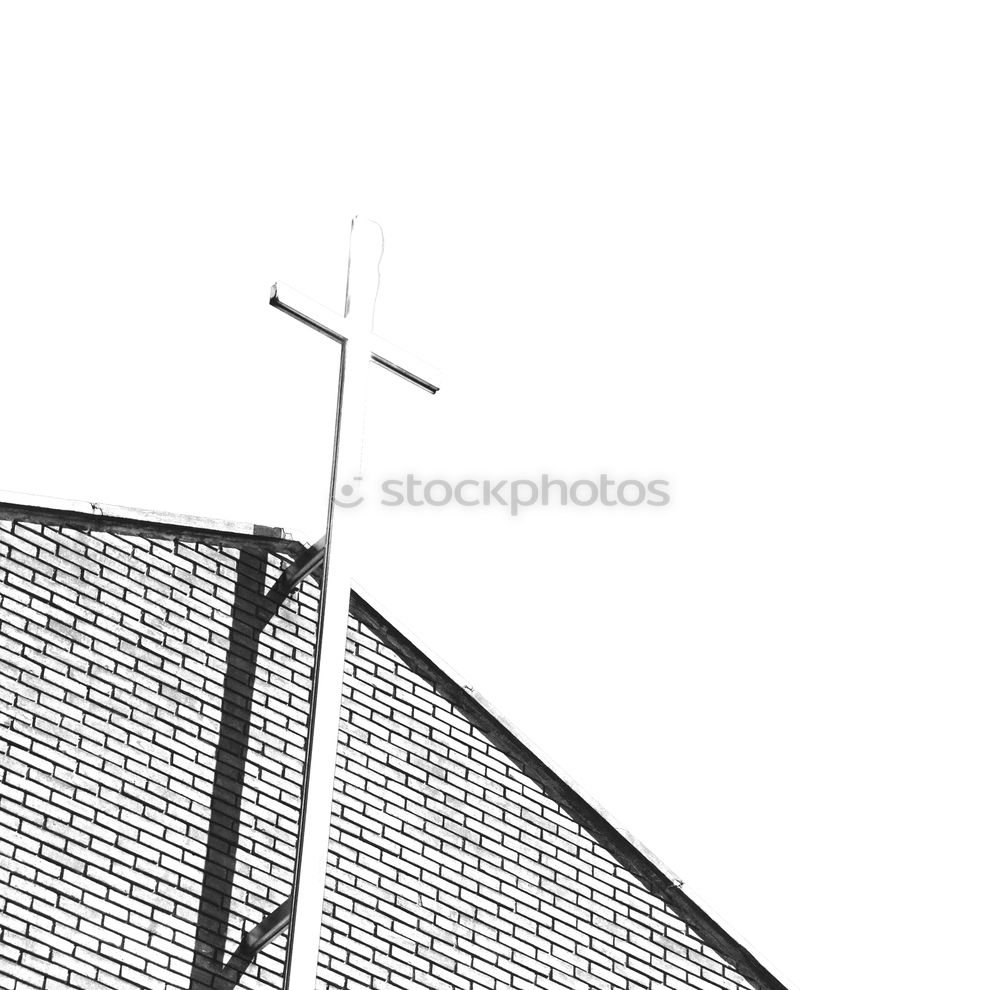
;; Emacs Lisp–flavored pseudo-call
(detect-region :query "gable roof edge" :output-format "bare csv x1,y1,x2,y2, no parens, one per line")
0,488,301,552
349,582,793,990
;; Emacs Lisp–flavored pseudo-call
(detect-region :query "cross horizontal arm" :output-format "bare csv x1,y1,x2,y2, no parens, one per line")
270,281,441,394
269,281,346,343
372,347,440,395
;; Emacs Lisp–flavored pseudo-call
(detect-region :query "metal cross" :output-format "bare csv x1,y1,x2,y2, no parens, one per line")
269,219,440,990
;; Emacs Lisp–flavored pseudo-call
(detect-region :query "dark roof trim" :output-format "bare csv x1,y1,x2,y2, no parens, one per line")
350,591,790,990
0,493,302,554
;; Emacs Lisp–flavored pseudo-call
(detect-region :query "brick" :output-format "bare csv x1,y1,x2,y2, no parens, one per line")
0,515,772,990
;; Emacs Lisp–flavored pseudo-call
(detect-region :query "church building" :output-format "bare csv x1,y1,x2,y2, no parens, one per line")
0,491,789,990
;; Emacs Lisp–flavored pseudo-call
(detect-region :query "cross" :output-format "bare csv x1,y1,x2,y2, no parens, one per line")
269,219,440,990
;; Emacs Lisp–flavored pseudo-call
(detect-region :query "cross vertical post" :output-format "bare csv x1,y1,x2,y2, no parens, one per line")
269,219,440,990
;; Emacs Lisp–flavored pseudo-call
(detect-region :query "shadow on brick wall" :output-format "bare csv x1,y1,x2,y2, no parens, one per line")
188,545,271,990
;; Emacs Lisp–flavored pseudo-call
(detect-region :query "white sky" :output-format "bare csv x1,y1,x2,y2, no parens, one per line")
3,5,999,988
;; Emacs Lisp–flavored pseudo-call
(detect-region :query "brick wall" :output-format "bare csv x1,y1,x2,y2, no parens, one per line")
0,515,319,990
317,613,761,990
0,502,783,990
